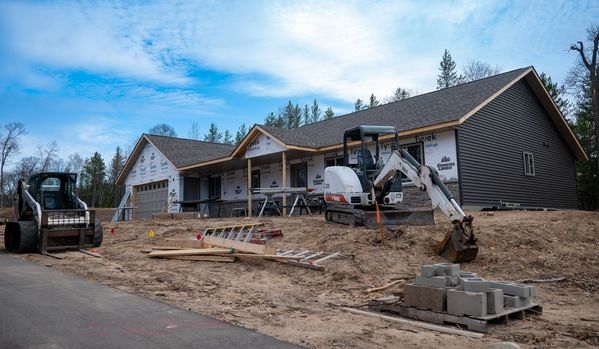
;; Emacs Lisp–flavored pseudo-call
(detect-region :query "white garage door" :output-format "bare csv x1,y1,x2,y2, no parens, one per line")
135,180,168,219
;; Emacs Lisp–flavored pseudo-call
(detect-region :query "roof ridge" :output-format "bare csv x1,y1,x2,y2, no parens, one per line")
144,133,236,147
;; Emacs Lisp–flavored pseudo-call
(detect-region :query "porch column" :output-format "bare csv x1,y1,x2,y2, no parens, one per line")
282,151,287,216
247,158,252,217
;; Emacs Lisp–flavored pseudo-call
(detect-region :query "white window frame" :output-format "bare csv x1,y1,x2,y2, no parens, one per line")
523,152,535,176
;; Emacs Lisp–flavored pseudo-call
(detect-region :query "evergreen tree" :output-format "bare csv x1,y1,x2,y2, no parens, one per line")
354,99,365,111
264,112,283,127
223,130,233,144
303,104,310,126
204,123,222,143
324,107,335,119
83,152,106,207
235,123,248,145
540,73,571,117
310,99,322,123
109,146,125,207
368,93,379,108
436,49,464,89
388,87,412,102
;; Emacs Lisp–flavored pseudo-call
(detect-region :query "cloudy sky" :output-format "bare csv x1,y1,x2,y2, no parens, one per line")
0,0,597,165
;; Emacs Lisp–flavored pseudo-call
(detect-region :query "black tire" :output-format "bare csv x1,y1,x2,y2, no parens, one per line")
5,220,38,253
93,219,103,247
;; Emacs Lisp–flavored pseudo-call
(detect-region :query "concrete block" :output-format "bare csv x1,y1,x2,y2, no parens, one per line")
489,281,530,297
447,275,460,287
415,276,447,288
486,288,504,314
421,264,436,277
528,285,537,298
504,295,530,308
462,279,490,292
447,289,487,317
404,283,446,311
459,271,478,278
434,263,460,276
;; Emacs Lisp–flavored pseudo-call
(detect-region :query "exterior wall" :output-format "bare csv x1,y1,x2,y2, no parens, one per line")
210,130,459,207
123,142,182,212
457,79,578,209
402,182,460,208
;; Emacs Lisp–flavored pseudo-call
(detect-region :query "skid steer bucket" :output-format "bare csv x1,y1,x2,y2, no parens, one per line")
363,208,435,229
437,218,478,263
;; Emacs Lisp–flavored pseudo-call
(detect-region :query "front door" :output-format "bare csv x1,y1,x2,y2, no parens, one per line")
290,163,307,188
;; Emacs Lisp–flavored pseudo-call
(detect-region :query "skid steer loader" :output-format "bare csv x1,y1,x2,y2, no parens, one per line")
4,172,103,258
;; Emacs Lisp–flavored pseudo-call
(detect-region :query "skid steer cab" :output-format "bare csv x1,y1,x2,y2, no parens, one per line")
5,172,103,258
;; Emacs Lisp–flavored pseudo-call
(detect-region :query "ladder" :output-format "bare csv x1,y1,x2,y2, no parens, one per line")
202,223,265,243
274,249,350,271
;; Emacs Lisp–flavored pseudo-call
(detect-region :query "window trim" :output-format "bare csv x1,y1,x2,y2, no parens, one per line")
523,151,535,176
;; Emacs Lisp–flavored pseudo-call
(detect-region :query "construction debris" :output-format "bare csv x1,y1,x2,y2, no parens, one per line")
368,263,542,332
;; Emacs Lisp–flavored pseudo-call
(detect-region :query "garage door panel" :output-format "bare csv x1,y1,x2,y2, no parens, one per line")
135,181,168,219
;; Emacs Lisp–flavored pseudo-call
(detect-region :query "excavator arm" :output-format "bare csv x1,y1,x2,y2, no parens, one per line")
373,149,479,262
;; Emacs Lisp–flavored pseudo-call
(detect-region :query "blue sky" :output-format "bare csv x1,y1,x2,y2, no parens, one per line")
0,0,597,166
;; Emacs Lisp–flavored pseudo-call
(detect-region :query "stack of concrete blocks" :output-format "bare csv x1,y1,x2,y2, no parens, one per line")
403,263,537,318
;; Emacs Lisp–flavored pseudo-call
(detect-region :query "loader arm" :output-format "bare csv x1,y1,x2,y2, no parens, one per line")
373,149,478,262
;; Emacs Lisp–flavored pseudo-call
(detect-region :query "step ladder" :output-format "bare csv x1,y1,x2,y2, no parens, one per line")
202,223,265,243
274,249,351,271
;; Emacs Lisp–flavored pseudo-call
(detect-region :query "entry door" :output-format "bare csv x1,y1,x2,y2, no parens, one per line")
290,163,307,188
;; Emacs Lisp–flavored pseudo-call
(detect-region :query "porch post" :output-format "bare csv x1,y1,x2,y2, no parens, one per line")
282,151,287,216
247,158,252,217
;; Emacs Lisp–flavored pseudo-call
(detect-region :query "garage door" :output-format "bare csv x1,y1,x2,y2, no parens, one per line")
135,180,168,219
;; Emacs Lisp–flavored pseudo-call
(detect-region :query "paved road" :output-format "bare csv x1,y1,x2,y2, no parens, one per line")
0,253,302,349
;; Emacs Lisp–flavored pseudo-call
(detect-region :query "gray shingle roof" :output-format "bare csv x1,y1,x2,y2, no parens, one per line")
146,134,236,168
260,67,530,148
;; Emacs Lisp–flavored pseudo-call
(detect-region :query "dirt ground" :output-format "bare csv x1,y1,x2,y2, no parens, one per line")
2,209,599,348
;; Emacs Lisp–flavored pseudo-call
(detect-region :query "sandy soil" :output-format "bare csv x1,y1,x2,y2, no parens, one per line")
2,209,598,348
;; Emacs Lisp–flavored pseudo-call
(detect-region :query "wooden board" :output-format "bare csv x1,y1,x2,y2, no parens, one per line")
148,248,232,257
202,235,275,255
157,239,205,249
162,255,235,262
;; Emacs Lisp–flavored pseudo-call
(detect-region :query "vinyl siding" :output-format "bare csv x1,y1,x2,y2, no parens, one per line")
457,79,578,209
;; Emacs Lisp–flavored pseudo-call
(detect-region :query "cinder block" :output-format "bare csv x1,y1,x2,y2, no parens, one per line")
404,283,446,311
489,281,530,297
415,275,447,288
487,288,504,314
421,264,436,277
447,289,487,317
447,275,460,287
504,295,530,308
462,279,490,292
528,286,537,298
434,263,460,276
459,272,478,278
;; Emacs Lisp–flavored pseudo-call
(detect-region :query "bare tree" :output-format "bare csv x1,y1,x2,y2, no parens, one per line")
13,156,40,182
570,26,599,169
0,122,26,207
38,141,59,172
148,123,177,137
188,122,201,140
462,61,502,82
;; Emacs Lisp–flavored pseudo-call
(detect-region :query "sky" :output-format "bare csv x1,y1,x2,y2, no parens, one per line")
0,0,597,168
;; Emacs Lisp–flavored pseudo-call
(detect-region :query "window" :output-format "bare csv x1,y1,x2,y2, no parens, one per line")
209,176,221,198
325,156,344,167
41,177,61,191
523,152,535,176
400,142,424,182
251,170,260,189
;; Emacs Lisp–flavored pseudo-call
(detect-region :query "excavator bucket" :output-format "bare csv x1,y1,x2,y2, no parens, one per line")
437,219,478,263
363,208,435,229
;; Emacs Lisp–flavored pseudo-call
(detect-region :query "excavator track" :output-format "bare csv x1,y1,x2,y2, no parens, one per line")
325,205,435,227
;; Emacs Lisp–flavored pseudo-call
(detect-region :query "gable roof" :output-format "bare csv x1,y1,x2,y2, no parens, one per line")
116,134,235,185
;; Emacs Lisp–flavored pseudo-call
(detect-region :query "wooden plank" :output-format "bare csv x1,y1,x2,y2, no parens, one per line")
158,239,205,249
231,254,303,260
161,255,235,262
367,280,403,293
148,248,233,257
202,235,275,255
341,307,484,339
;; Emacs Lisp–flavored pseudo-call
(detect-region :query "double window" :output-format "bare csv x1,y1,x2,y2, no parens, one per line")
523,152,535,176
325,156,344,167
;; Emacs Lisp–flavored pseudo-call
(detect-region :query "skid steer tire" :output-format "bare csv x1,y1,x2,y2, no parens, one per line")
5,220,38,253
93,219,103,247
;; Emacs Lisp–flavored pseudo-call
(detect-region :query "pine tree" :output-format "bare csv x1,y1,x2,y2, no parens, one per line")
436,49,464,89
223,130,233,144
368,93,379,108
109,146,125,207
303,104,310,126
83,152,106,207
540,73,571,117
264,112,283,127
324,107,335,119
310,99,321,123
235,123,247,145
204,123,222,143
389,87,412,102
354,99,365,111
